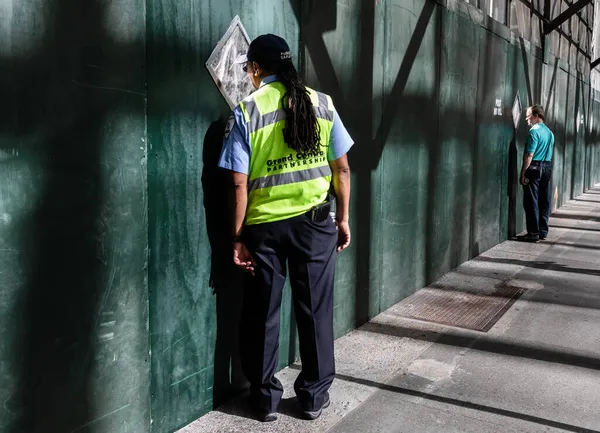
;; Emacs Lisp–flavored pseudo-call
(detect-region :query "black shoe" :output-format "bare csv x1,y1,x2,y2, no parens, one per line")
248,397,278,422
539,234,547,240
516,233,539,243
251,407,277,422
259,412,278,422
303,393,330,420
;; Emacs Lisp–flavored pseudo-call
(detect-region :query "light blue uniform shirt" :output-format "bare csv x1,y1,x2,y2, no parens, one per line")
526,122,554,162
218,75,354,174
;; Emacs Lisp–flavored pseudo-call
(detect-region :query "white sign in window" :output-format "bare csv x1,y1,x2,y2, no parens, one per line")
494,98,503,116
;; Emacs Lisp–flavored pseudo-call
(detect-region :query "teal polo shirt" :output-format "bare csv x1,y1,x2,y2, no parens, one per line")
526,122,554,161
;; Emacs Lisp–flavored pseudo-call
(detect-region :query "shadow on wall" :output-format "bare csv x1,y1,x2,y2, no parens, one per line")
2,0,598,431
508,134,519,238
2,0,272,430
295,0,438,326
296,0,531,322
1,0,147,432
201,120,249,407
292,0,374,325
8,96,105,433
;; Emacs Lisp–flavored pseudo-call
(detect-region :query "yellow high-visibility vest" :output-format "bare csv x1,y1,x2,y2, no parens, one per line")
240,81,335,225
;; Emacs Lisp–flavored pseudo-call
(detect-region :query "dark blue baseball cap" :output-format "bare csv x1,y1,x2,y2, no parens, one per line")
236,34,293,70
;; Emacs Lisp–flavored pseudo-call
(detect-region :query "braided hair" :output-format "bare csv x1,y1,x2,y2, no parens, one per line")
277,63,322,154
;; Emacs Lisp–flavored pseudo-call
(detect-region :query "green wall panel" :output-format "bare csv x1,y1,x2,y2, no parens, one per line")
555,67,569,208
427,9,480,282
2,1,600,433
0,1,149,432
146,1,300,432
505,42,527,237
590,98,597,188
573,77,587,197
542,58,559,213
472,29,512,254
589,98,600,188
564,70,576,201
582,81,592,191
302,0,374,335
378,0,440,308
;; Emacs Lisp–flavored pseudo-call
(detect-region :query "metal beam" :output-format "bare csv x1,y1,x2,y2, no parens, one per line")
544,0,551,20
542,0,551,62
591,57,600,70
514,0,547,21
513,0,592,59
515,0,593,33
544,0,594,35
562,0,593,31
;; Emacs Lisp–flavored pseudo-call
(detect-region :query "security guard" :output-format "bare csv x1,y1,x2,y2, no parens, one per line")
218,34,353,422
519,104,554,242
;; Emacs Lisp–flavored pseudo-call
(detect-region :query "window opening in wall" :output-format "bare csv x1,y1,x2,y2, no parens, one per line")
460,0,597,84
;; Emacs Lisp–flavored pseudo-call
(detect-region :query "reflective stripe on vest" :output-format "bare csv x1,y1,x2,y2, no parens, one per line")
244,98,334,134
240,82,334,225
248,165,332,192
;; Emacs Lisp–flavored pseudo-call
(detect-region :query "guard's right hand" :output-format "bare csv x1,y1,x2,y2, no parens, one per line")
520,174,528,186
336,220,351,253
233,242,256,276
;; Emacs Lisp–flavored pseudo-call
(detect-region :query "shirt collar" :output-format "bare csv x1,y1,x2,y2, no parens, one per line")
531,121,544,129
260,75,280,88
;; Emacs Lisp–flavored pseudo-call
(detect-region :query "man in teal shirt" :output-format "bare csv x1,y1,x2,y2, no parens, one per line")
519,104,554,242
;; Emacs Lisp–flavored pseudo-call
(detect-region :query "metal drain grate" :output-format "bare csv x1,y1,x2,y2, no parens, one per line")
393,284,525,332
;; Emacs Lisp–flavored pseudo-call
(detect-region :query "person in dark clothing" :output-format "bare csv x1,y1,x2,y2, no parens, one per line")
518,104,555,242
218,34,353,422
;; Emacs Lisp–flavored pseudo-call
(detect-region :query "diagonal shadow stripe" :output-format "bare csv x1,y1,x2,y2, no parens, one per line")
360,320,600,371
290,1,347,118
544,57,559,116
573,199,600,204
288,361,600,432
549,224,600,232
477,256,600,277
292,0,437,169
326,370,600,433
371,0,436,166
542,240,600,250
518,37,534,106
551,212,600,221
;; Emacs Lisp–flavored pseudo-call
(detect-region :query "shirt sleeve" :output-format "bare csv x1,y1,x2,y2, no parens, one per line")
525,129,539,154
218,106,251,175
328,106,355,161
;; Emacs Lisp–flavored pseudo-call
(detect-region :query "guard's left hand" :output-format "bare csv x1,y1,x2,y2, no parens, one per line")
336,220,351,253
233,242,256,276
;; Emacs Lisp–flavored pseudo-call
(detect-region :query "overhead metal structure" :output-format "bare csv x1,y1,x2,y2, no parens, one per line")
505,0,597,70
544,0,594,34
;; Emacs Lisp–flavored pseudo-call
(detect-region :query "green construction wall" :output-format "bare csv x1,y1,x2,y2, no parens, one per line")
299,0,600,343
1,1,600,433
145,0,301,431
0,1,149,433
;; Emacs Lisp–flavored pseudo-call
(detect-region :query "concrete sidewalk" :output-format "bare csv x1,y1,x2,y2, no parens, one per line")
180,186,600,433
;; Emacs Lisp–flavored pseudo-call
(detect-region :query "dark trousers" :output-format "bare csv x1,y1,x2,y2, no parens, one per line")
240,212,338,413
523,161,552,237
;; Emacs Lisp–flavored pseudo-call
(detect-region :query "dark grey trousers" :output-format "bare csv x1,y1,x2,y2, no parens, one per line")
240,212,337,413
